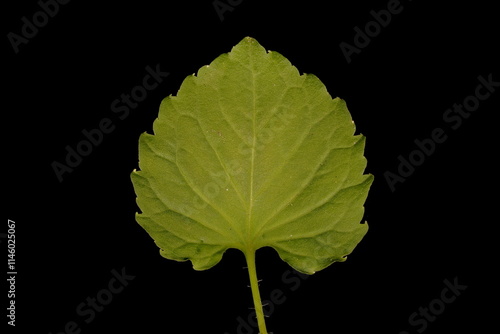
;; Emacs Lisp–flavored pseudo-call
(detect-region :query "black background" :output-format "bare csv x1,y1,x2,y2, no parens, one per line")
4,0,498,333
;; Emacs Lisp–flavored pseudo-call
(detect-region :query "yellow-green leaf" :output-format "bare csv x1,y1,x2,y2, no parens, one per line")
131,37,373,275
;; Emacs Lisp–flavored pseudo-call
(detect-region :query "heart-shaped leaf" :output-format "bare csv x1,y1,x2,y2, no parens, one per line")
131,37,373,332
131,36,372,274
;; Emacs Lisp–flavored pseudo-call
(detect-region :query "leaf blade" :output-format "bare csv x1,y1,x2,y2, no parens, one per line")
131,37,373,273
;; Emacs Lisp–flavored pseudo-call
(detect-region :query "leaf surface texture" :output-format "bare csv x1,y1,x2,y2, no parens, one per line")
131,37,373,274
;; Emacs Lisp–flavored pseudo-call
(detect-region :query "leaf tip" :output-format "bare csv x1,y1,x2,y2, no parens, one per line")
242,36,258,44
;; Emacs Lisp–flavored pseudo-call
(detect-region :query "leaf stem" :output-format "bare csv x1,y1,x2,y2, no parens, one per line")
244,250,268,334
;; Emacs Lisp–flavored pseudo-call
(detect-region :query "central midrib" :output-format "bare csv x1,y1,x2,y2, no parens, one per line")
246,52,258,250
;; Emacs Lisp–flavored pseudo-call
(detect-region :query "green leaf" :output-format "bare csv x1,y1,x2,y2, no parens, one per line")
131,37,373,275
